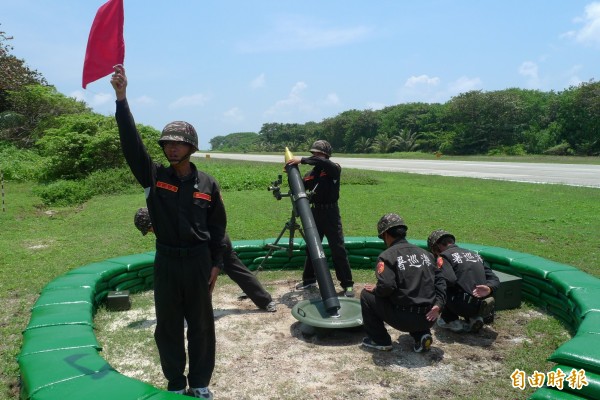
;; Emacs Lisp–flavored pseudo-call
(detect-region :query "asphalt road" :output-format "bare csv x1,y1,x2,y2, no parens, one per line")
193,153,600,189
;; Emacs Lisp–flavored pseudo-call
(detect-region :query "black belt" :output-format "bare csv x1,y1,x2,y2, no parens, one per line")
311,203,338,209
156,242,207,257
395,305,430,314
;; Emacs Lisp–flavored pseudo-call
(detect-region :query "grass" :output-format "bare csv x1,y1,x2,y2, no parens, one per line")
1,159,599,399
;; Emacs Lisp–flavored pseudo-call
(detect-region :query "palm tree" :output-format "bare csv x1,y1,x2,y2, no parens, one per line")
370,132,397,153
393,129,421,152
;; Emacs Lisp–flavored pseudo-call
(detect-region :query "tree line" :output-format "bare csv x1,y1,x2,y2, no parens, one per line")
211,84,599,156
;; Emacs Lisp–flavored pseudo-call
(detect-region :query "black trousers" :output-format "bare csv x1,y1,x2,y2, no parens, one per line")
302,206,354,289
224,249,272,308
153,246,215,391
360,290,433,345
441,291,481,323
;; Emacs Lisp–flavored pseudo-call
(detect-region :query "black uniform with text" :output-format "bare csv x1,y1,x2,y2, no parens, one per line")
361,239,446,345
116,99,226,391
438,244,499,322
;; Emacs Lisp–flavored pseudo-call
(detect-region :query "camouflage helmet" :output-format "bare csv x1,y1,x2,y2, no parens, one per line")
309,140,333,157
427,229,455,251
377,213,407,238
158,121,199,151
134,207,152,236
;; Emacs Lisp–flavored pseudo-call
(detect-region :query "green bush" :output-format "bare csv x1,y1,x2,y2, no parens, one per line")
544,142,574,156
84,168,140,196
0,141,45,181
34,179,92,206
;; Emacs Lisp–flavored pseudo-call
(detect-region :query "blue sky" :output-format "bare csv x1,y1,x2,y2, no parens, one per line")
3,1,600,150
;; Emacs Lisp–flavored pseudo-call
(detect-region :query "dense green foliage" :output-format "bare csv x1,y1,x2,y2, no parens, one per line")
211,85,600,157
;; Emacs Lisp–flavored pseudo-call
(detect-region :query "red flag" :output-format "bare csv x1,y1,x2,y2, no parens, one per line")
82,0,125,89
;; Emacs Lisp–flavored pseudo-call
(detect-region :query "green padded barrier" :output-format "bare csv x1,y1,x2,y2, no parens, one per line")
115,278,145,291
548,333,600,375
94,290,109,305
489,262,522,277
127,283,146,294
547,305,576,330
95,281,109,292
104,253,155,272
575,312,600,335
454,242,495,254
522,291,546,308
43,274,102,291
263,238,305,249
408,239,428,249
522,281,542,297
20,325,101,357
65,261,126,281
349,247,383,257
550,365,600,400
108,271,141,289
137,266,154,278
31,369,161,400
570,288,600,319
510,256,579,279
522,275,559,296
19,347,112,399
230,239,266,250
270,249,305,258
337,237,365,249
32,287,95,309
25,302,94,331
547,271,600,296
528,387,587,399
541,292,572,313
231,251,266,259
477,247,533,266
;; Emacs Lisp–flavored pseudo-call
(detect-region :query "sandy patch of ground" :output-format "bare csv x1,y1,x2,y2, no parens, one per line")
96,279,544,400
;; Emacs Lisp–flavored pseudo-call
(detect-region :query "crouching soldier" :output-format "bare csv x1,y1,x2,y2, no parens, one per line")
427,229,499,333
360,213,446,353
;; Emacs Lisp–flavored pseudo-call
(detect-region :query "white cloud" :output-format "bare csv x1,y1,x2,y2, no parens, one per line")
169,94,210,109
238,17,372,53
569,2,600,45
250,73,266,89
518,61,541,88
518,61,539,79
321,93,340,106
223,107,244,122
265,82,308,116
404,74,440,88
447,76,482,94
70,90,113,108
134,95,155,105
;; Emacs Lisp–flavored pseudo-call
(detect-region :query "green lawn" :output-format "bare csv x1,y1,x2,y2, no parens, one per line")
1,160,599,399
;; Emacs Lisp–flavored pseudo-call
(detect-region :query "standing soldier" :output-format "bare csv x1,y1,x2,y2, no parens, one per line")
361,214,445,353
112,65,225,399
427,229,499,333
286,140,355,297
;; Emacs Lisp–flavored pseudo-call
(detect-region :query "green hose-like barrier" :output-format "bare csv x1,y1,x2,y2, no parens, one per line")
18,239,600,399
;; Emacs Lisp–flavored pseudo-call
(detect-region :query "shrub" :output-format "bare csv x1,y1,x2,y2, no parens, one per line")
543,142,574,156
0,141,45,181
34,179,92,206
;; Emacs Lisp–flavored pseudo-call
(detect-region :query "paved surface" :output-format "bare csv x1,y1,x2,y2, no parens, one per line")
193,153,600,188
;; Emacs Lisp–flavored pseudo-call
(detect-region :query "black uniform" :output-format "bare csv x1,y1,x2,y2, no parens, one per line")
299,155,353,289
360,239,446,346
116,99,226,391
437,244,499,323
223,234,273,309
